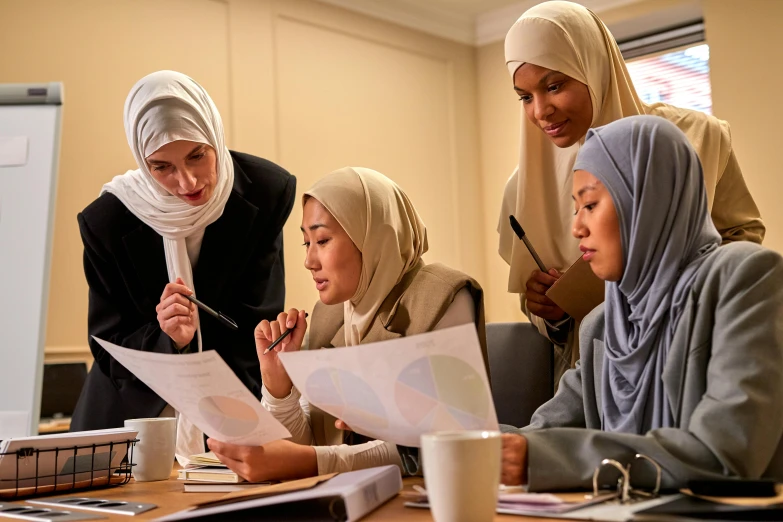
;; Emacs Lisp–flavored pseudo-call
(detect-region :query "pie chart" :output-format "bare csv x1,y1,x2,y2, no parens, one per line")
198,396,259,437
305,368,388,429
395,355,490,431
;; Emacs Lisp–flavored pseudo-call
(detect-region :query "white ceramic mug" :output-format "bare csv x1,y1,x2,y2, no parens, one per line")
421,430,502,522
124,417,176,482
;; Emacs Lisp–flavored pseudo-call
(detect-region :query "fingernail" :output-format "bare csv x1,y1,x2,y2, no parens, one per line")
287,320,295,328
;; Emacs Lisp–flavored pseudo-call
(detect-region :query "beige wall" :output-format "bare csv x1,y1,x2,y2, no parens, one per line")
704,0,783,253
474,0,783,322
4,0,781,355
0,0,483,358
476,41,523,323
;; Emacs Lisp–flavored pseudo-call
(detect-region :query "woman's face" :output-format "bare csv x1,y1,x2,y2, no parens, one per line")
145,140,218,206
301,198,363,305
513,63,593,148
572,169,623,281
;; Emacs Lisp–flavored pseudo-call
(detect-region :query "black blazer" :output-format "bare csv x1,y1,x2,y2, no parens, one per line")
71,152,296,431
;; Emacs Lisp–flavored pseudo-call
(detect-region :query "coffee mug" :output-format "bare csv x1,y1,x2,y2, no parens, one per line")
421,430,502,522
124,417,176,482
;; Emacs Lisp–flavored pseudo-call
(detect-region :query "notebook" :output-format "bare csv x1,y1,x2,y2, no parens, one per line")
545,255,605,321
178,467,243,483
183,482,271,493
158,465,402,522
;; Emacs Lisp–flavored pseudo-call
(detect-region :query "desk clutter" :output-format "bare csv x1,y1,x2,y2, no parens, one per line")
404,482,783,521
0,429,138,500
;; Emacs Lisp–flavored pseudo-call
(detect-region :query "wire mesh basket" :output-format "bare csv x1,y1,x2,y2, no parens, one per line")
0,438,137,500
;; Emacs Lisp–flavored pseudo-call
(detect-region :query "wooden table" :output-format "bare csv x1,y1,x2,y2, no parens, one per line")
8,468,547,521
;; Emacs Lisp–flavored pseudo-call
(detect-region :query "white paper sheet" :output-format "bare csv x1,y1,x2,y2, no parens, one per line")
279,324,498,447
0,411,30,439
94,337,290,446
0,136,28,167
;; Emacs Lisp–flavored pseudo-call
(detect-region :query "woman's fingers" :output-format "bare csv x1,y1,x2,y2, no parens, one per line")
156,292,191,314
158,303,192,321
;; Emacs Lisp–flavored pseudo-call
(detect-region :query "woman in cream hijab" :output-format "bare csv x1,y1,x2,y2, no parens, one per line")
498,1,764,383
71,71,296,465
208,167,487,480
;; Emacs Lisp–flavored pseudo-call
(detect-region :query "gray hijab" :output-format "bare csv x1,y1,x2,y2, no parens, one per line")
574,115,721,434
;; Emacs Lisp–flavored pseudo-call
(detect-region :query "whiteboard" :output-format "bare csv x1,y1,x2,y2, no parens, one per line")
0,83,62,436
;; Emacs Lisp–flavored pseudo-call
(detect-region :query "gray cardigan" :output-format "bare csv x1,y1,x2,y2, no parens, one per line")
515,242,783,491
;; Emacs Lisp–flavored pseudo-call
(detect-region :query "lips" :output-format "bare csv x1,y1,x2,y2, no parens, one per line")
543,120,568,137
580,245,595,262
314,278,328,291
183,188,204,201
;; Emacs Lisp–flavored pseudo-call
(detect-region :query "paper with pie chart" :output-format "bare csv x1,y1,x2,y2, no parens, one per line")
279,323,498,447
94,337,290,446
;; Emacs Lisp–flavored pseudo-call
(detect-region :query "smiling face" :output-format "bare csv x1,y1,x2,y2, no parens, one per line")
301,197,363,305
513,63,593,148
145,140,217,206
572,169,623,281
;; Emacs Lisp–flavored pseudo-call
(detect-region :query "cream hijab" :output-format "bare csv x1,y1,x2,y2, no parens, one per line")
304,167,428,346
499,1,731,293
102,70,234,464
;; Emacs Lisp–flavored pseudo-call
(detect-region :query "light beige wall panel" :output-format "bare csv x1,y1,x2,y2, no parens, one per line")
226,0,278,159
270,0,484,313
476,41,525,323
0,0,231,350
704,0,782,253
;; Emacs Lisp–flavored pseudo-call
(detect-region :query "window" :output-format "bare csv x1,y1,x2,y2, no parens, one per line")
626,44,712,114
618,23,712,115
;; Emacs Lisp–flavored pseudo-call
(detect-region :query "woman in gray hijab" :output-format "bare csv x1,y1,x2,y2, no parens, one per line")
500,115,783,491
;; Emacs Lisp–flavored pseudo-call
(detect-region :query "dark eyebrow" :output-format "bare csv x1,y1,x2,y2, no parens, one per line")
299,223,329,232
576,184,598,198
187,144,205,156
514,71,565,94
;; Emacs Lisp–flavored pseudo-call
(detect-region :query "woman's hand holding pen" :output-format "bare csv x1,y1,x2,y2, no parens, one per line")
525,269,567,321
157,277,198,350
256,308,308,399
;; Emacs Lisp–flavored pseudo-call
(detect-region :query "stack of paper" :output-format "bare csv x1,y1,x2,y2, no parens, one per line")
0,428,138,496
179,467,244,484
180,451,223,469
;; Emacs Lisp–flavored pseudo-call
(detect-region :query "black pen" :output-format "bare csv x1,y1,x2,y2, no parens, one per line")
183,294,238,331
263,313,309,355
509,215,548,272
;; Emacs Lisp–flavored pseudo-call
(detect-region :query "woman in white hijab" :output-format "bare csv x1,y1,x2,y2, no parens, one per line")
207,167,487,481
499,1,764,384
71,71,296,465
501,115,783,491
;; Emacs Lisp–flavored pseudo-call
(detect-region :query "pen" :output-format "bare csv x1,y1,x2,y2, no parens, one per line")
509,215,548,272
263,313,309,355
183,294,238,331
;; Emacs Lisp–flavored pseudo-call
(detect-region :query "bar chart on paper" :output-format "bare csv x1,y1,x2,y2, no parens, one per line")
395,355,490,430
305,368,389,429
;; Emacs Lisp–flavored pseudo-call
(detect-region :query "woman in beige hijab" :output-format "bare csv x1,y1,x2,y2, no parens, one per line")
208,167,487,480
499,1,764,384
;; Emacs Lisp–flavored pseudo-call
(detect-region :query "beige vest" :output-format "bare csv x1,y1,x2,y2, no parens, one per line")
307,260,487,446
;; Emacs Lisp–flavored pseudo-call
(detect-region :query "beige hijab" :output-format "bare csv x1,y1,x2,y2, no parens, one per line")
304,167,428,345
499,0,732,293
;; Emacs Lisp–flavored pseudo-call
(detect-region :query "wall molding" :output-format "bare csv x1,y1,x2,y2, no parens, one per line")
315,0,476,44
45,345,92,366
315,0,699,47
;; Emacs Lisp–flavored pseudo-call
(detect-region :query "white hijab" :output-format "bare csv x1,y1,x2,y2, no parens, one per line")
102,70,234,463
103,70,234,294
